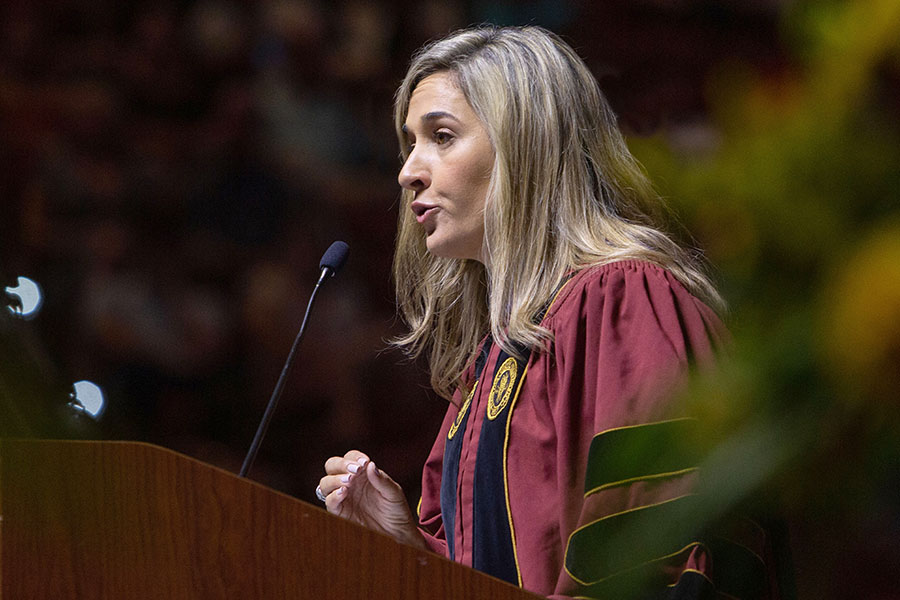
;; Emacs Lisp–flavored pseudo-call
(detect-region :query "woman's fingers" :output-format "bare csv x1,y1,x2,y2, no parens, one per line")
364,462,402,499
323,456,345,474
320,450,392,519
343,450,370,465
324,450,370,475
319,452,374,512
317,454,422,548
324,485,347,512
318,473,352,498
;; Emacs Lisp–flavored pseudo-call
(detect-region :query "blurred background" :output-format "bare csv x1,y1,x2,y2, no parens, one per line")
1,1,898,597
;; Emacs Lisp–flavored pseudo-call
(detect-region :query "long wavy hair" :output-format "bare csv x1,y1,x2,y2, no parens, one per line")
392,25,723,400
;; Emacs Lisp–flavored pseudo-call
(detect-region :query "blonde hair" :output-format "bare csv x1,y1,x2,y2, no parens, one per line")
392,25,723,399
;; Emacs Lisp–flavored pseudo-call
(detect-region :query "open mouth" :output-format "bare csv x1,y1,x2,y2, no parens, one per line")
411,202,438,222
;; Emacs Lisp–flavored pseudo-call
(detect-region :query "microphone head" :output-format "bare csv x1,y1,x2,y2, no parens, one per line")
319,241,349,275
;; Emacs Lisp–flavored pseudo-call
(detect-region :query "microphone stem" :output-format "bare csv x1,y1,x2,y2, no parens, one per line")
239,267,332,478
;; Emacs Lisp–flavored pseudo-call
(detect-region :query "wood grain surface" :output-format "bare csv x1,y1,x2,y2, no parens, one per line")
0,439,541,599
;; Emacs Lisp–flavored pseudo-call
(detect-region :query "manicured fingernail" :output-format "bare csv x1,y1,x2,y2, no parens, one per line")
336,486,346,496
358,458,368,467
340,474,351,483
347,463,360,474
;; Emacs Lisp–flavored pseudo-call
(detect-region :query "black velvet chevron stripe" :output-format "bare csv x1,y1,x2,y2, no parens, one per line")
565,495,702,585
471,343,529,586
440,339,491,561
441,274,572,579
584,418,701,494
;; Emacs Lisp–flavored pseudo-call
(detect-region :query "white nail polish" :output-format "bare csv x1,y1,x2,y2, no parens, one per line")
340,474,350,483
347,463,360,474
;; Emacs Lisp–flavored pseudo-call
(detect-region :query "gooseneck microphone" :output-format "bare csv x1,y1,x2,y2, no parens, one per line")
239,241,349,478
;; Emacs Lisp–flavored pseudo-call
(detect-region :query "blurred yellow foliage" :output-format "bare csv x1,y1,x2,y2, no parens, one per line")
819,221,900,417
621,3,900,594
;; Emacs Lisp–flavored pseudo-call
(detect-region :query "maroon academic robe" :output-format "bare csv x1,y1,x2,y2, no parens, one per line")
417,261,778,599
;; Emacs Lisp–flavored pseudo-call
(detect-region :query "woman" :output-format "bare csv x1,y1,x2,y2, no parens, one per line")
318,26,772,599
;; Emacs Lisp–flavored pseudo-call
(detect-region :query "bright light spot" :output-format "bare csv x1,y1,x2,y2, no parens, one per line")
5,276,43,318
71,380,106,419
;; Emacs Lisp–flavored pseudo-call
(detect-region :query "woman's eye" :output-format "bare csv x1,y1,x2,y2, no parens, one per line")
434,131,452,144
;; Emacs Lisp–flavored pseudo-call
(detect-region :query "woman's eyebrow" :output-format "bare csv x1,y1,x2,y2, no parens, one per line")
420,110,458,124
402,111,460,135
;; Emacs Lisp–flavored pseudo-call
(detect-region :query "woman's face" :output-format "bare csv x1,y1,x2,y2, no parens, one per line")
399,72,495,263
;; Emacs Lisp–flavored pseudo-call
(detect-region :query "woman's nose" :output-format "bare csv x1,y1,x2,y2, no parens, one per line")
398,149,430,193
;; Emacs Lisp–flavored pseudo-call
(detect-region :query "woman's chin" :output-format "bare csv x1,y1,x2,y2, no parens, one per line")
426,243,466,261
424,236,452,258
424,233,483,263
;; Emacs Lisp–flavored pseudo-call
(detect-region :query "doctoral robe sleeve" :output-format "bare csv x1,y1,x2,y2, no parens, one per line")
544,262,768,599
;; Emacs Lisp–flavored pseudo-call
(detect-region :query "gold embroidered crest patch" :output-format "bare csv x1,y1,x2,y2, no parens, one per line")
448,382,476,439
487,357,517,420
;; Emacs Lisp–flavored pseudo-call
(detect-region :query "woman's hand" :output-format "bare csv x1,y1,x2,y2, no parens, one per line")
318,450,425,550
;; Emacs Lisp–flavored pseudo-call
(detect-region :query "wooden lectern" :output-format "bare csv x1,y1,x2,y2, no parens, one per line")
0,439,541,599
